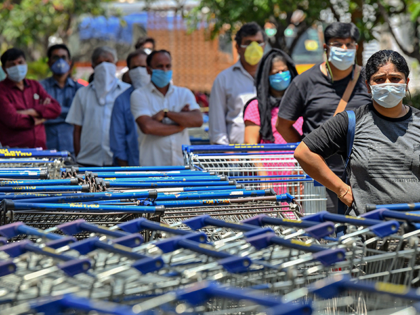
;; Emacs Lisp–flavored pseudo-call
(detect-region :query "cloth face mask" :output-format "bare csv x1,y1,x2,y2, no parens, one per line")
244,41,264,66
269,71,291,91
129,67,151,89
328,47,356,71
93,62,117,105
51,58,70,75
370,83,407,108
6,64,28,82
151,69,172,88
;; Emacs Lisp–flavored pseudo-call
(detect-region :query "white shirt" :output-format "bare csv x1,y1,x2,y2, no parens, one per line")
208,60,256,145
131,82,200,166
66,80,130,166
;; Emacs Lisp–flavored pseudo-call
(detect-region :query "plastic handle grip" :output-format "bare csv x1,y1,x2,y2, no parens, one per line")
118,218,191,235
312,249,346,266
57,219,128,238
0,260,16,277
58,258,91,276
368,220,400,237
155,233,209,254
366,202,420,211
183,215,256,232
247,233,327,253
275,193,295,203
305,222,335,240
303,211,382,226
362,208,420,223
242,214,316,229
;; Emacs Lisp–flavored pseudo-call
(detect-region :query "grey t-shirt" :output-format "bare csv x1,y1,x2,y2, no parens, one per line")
303,104,420,213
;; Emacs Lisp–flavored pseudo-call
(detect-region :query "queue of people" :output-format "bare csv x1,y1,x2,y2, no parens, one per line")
0,21,416,214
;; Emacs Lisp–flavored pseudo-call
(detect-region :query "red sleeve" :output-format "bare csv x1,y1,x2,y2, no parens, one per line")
0,85,35,130
243,100,261,126
32,81,61,119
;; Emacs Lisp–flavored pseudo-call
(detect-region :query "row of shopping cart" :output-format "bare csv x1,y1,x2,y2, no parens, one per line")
1,146,420,314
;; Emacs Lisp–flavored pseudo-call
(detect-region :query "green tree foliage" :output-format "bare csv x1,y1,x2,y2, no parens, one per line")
0,0,111,61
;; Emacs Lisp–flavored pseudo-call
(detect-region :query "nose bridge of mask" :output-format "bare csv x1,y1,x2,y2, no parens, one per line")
244,41,264,66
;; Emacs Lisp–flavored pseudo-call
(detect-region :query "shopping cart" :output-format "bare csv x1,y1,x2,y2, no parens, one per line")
183,143,327,215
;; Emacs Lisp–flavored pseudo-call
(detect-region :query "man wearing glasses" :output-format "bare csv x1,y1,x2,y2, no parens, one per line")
276,22,371,214
41,44,83,154
209,22,266,145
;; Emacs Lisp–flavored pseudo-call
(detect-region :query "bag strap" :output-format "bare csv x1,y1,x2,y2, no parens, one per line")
333,65,362,116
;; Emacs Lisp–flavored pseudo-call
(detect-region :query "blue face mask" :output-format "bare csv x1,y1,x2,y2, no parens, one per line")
6,64,27,82
328,47,356,71
151,69,172,88
269,71,291,91
51,58,70,75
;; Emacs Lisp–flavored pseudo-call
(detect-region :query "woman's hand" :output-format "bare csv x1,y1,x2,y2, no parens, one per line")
337,184,354,207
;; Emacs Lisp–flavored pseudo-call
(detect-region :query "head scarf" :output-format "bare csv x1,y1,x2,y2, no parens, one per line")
247,49,298,142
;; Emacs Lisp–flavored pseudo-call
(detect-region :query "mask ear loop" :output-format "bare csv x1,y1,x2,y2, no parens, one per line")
324,49,334,83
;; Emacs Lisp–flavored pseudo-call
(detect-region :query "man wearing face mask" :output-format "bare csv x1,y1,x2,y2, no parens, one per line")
40,44,83,154
209,22,266,145
110,49,150,166
276,22,371,214
131,50,203,166
66,46,130,166
0,48,61,149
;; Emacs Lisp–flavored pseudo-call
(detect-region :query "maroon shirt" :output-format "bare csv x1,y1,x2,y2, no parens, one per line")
0,78,61,149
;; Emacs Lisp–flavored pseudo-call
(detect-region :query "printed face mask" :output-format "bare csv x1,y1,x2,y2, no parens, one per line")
328,47,356,71
151,69,172,88
244,41,264,66
269,71,291,91
129,67,151,89
370,83,407,108
6,64,27,82
51,58,70,75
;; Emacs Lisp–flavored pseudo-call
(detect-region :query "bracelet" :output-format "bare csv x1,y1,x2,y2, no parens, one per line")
338,186,350,199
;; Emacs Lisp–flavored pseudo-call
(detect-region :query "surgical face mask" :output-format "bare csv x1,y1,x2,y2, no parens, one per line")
269,71,291,91
143,48,152,55
328,47,356,71
93,62,117,105
370,83,407,108
51,58,70,75
151,69,172,88
6,64,27,82
129,67,150,89
244,41,264,66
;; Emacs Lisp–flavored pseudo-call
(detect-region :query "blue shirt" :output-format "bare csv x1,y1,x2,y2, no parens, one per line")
110,86,140,166
40,77,83,153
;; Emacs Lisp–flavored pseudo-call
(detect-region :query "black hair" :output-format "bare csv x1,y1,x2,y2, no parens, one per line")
135,37,156,50
126,49,148,68
1,48,25,66
365,50,410,83
234,22,266,45
324,22,360,44
146,50,171,67
47,44,71,59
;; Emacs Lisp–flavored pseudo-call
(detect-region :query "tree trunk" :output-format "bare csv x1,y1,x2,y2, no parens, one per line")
351,0,364,65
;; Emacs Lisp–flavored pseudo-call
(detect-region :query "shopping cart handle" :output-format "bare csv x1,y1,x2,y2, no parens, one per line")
362,208,420,224
276,193,295,203
0,260,16,277
155,233,208,253
57,219,128,238
312,248,346,266
303,211,382,226
117,217,191,235
0,238,7,246
265,303,314,315
242,214,317,229
131,256,165,274
217,256,253,273
0,222,62,240
46,236,77,249
183,215,257,232
29,294,136,315
305,222,335,240
109,234,144,248
246,233,327,253
243,227,275,238
368,220,400,237
366,202,420,211
57,258,91,277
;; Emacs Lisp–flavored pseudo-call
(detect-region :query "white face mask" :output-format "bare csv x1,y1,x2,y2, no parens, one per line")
129,67,150,89
328,47,356,71
6,64,27,82
370,83,407,108
93,62,117,105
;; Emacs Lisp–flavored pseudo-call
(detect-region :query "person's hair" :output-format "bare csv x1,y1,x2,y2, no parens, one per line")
271,54,286,68
324,22,360,44
91,46,117,65
135,37,156,50
1,48,25,66
126,49,148,68
234,22,266,45
146,50,171,67
47,44,71,60
365,50,410,83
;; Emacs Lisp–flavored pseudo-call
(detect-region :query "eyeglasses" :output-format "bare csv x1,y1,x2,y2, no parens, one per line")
329,42,357,49
240,42,265,48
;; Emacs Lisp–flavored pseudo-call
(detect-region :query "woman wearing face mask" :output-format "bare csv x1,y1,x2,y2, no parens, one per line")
244,49,303,144
294,50,416,214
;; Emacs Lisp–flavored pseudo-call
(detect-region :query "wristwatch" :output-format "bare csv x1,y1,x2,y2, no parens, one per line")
164,108,169,118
